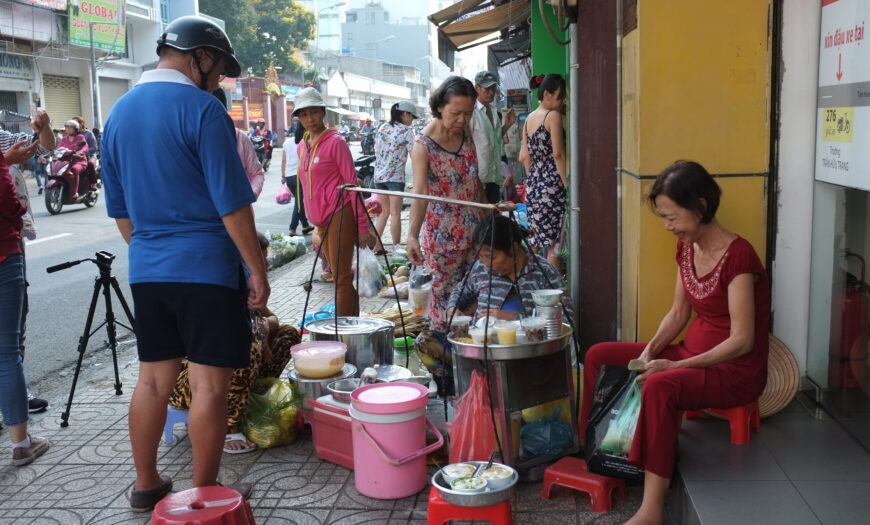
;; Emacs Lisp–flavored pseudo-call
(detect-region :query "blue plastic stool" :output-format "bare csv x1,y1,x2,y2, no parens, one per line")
163,406,189,444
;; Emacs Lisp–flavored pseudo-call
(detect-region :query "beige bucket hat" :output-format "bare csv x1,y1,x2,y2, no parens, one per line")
293,87,325,116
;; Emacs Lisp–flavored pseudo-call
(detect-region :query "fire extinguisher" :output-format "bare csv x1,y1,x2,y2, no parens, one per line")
829,249,869,388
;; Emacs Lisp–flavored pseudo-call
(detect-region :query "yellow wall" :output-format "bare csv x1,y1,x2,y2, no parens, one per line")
621,0,772,341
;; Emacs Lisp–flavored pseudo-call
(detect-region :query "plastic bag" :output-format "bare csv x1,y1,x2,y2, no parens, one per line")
585,367,644,481
242,378,300,449
408,265,433,317
276,183,292,205
521,405,574,457
446,370,497,463
365,193,382,216
352,247,386,298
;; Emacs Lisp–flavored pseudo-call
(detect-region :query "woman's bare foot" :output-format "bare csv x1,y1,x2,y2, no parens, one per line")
223,433,257,454
624,508,663,525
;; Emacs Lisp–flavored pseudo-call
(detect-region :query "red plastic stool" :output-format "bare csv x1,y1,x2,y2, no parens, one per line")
541,457,625,513
684,399,760,445
152,486,256,525
427,485,513,525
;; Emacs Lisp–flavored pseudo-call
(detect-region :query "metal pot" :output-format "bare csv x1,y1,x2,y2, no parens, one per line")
289,363,357,410
306,317,395,374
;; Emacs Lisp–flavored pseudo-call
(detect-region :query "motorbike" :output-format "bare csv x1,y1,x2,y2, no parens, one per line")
250,135,268,167
355,154,376,199
44,144,99,215
360,131,375,155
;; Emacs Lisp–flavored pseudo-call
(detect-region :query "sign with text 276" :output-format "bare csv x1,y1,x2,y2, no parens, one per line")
68,1,126,53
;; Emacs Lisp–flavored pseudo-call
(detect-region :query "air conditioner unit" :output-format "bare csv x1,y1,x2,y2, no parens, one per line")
125,1,153,21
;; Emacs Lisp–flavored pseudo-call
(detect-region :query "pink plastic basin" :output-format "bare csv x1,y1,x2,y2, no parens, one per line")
350,382,429,414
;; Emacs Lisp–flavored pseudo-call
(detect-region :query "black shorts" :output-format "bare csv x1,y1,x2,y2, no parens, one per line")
131,281,251,368
375,181,405,192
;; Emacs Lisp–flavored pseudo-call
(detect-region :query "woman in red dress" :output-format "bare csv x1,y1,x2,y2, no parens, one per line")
580,160,771,525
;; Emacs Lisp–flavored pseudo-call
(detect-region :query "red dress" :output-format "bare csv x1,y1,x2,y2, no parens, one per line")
581,236,770,478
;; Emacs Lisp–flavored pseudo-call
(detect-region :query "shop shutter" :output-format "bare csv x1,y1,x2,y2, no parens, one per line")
99,77,130,125
43,75,83,126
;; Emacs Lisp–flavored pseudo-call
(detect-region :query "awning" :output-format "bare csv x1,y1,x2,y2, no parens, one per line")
429,0,488,26
327,107,357,116
434,0,530,50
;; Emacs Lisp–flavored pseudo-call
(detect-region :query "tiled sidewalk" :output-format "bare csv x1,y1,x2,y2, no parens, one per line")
0,243,642,524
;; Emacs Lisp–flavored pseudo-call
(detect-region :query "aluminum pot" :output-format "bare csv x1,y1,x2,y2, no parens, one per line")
306,317,394,374
289,363,357,410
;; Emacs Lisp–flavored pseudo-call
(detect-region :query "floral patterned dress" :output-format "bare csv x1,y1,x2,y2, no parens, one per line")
525,112,566,248
374,122,415,184
416,132,483,331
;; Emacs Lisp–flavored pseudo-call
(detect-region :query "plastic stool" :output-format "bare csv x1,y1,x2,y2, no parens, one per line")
427,486,512,525
541,457,626,513
684,399,760,445
152,486,255,525
163,406,189,444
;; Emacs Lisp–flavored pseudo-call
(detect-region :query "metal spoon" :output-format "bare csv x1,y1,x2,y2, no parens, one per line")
473,451,498,478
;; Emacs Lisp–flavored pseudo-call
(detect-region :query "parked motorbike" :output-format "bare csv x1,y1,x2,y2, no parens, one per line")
44,144,99,215
355,154,376,199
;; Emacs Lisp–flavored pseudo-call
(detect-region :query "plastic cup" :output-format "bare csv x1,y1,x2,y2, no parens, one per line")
469,326,492,344
449,315,472,339
408,284,431,316
494,321,517,345
521,317,548,342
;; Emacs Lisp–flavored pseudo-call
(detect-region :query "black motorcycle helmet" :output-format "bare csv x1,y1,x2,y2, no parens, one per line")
156,16,242,84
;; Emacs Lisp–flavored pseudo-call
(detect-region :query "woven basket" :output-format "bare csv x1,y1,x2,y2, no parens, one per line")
758,334,800,418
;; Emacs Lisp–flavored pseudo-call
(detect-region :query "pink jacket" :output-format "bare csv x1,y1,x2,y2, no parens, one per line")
235,128,264,198
297,129,366,233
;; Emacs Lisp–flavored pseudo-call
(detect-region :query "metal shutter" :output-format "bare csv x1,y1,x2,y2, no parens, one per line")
0,91,23,133
98,77,129,124
43,75,83,126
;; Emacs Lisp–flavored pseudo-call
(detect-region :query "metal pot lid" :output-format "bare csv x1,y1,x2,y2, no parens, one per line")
305,316,394,335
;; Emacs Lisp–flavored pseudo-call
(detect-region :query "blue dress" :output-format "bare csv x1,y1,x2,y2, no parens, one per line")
524,111,566,248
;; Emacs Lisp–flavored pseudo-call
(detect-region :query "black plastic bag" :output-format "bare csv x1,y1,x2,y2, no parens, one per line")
521,405,573,457
584,366,644,482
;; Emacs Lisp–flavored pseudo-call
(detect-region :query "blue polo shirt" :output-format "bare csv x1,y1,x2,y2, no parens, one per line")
101,69,255,289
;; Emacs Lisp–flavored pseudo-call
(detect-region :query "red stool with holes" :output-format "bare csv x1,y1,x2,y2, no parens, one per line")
541,457,626,513
152,486,255,525
427,485,513,525
684,398,760,445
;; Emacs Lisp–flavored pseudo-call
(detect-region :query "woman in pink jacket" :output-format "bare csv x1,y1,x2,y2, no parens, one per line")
293,88,371,316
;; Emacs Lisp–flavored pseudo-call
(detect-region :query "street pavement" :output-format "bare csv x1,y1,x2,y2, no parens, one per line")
1,144,642,523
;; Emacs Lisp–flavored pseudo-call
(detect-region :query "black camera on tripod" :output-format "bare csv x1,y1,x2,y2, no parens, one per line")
47,251,135,427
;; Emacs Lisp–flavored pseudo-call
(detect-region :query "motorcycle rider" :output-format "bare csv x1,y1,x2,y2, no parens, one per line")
73,116,100,189
250,118,274,170
57,120,90,200
360,119,375,154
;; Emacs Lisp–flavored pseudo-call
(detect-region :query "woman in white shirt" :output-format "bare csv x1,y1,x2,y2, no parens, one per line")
281,125,313,236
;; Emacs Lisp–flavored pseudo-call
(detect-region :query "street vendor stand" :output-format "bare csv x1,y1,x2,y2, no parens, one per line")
319,185,581,481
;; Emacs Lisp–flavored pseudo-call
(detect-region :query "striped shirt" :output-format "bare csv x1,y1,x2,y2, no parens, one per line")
0,130,50,156
448,251,574,319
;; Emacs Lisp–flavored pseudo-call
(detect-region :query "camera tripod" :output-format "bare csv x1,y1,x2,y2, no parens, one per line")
47,251,135,427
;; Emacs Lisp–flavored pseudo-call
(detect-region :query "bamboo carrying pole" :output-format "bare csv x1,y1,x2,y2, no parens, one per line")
338,184,519,213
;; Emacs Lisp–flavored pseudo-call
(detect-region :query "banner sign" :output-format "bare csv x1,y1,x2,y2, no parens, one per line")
69,0,127,53
815,0,870,190
22,0,68,9
0,53,34,80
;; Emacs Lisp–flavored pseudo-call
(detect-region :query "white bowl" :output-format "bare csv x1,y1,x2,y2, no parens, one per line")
440,463,477,484
450,476,487,493
532,289,563,307
478,464,516,490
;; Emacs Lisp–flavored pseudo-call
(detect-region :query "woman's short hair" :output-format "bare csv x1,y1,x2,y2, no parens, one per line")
473,213,528,253
294,122,305,144
429,76,477,119
257,231,269,251
648,160,721,224
529,74,565,102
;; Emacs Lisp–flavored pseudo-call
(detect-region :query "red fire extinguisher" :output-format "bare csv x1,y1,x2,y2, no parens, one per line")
829,249,869,389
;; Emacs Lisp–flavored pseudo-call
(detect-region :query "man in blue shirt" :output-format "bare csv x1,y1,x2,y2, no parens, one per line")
100,16,267,512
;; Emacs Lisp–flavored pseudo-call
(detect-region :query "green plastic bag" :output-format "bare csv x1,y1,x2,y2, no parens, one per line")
242,378,300,449
600,378,642,455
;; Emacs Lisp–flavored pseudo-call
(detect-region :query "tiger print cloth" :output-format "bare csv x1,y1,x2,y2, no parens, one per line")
168,324,302,433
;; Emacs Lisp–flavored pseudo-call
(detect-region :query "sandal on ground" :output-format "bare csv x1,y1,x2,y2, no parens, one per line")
129,474,173,513
287,230,300,237
321,271,334,283
373,248,388,256
11,435,50,467
223,433,257,454
302,226,315,234
218,481,253,500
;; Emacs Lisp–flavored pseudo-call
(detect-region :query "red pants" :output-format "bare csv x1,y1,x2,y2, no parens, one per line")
581,342,759,478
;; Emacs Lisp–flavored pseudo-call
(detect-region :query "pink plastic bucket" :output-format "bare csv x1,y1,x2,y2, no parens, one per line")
350,383,444,499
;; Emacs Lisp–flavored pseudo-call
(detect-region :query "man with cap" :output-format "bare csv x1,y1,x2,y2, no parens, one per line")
470,71,516,204
100,15,267,511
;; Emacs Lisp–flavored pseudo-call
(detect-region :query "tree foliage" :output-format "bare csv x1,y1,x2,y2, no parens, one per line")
199,0,315,76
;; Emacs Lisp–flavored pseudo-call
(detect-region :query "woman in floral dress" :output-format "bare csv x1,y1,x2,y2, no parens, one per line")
519,74,567,270
407,77,484,332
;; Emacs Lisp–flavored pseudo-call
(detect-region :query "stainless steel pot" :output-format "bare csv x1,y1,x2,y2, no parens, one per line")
289,363,357,410
306,317,394,373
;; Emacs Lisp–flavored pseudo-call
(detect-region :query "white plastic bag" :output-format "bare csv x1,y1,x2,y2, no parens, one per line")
408,265,433,316
353,248,386,298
